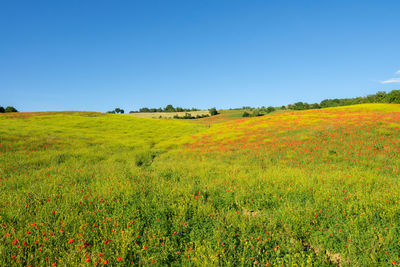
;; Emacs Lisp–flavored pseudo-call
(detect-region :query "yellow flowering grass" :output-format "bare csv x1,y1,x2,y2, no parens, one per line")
1,104,399,266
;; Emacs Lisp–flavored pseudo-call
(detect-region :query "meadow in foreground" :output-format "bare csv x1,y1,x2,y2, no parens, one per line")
0,104,399,266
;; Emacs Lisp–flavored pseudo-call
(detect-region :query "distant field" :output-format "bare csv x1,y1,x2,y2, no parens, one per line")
1,104,400,266
128,110,210,118
127,109,293,123
196,109,293,124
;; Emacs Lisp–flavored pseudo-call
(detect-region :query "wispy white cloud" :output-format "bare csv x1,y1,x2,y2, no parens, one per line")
379,69,400,84
381,78,400,84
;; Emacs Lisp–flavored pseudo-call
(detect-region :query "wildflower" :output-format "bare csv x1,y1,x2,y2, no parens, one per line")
68,239,74,244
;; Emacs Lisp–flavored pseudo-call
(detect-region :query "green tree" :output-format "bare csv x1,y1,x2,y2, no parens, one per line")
164,105,175,112
252,109,262,117
266,106,275,113
310,103,321,109
242,111,250,117
0,106,5,113
5,106,18,113
386,90,400,103
139,107,150,112
209,107,218,116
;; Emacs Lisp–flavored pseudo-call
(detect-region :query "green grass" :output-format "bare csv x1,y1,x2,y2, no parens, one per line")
1,105,400,266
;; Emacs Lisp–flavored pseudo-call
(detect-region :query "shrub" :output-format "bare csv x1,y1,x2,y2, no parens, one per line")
266,106,275,113
209,108,218,116
252,109,262,117
183,113,193,119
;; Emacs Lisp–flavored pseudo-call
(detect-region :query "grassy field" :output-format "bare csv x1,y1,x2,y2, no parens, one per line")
195,109,293,125
128,110,210,119
1,104,400,266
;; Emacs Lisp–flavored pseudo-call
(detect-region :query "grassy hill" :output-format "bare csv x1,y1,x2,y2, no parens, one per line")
1,104,399,266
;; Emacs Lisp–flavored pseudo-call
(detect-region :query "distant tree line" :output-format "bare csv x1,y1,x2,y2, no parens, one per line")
240,90,400,117
0,106,18,113
107,90,400,118
130,105,200,113
107,108,124,114
287,90,400,110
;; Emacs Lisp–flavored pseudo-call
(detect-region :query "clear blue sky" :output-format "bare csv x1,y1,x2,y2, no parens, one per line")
1,0,400,112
